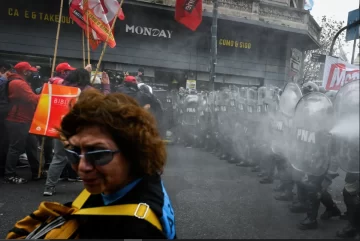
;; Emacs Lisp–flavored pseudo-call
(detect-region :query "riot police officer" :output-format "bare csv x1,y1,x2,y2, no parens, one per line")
288,81,342,230
331,80,360,238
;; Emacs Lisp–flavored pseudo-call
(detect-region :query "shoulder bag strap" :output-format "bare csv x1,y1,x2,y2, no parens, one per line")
72,190,162,232
72,189,91,209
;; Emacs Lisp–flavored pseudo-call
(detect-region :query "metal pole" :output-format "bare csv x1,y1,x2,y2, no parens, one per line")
329,20,360,56
209,0,218,91
351,38,357,64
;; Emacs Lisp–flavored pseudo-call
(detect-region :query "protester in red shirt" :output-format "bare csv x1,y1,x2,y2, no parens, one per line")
3,62,44,184
43,66,110,196
48,62,76,85
38,62,79,169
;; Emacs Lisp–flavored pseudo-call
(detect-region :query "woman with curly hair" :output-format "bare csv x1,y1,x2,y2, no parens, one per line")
7,89,176,239
59,89,175,239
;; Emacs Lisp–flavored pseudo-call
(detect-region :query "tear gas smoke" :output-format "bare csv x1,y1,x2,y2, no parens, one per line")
330,115,359,140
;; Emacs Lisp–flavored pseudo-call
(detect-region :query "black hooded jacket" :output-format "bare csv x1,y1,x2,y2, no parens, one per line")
139,85,163,117
116,82,150,106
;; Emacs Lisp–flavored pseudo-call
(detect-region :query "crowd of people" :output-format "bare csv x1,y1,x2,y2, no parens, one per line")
0,61,163,188
0,60,358,239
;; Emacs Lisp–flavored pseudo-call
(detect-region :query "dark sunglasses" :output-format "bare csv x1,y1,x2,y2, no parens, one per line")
65,149,121,166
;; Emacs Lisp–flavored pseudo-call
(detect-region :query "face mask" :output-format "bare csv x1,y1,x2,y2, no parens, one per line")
24,71,40,83
59,70,71,80
0,68,9,79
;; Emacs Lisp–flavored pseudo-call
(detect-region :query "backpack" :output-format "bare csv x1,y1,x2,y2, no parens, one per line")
6,189,163,239
0,79,12,122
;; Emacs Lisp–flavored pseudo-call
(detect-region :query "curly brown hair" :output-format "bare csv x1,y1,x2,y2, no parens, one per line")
60,89,166,177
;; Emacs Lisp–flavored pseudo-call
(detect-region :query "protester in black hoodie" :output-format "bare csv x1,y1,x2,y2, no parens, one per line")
0,61,13,177
138,84,165,136
116,76,149,107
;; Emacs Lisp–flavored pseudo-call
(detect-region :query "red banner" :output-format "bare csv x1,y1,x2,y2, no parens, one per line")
322,56,360,90
83,0,116,48
100,0,125,24
175,0,202,31
69,0,101,50
29,84,81,138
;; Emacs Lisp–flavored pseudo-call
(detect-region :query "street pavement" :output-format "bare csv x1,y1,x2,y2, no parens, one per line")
0,145,348,239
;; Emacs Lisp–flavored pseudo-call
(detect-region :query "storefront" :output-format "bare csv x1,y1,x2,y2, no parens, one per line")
0,0,313,90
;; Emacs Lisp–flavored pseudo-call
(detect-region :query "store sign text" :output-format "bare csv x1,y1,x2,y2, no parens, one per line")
219,39,252,49
125,24,173,39
7,8,74,24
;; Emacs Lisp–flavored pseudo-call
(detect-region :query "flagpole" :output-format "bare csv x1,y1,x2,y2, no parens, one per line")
87,12,91,65
351,38,357,64
38,0,64,178
91,0,124,84
209,0,218,92
82,30,86,67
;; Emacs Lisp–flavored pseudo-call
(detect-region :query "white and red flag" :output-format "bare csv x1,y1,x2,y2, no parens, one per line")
69,0,101,50
69,0,125,49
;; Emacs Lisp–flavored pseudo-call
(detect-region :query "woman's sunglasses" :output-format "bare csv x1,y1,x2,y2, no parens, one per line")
64,149,121,166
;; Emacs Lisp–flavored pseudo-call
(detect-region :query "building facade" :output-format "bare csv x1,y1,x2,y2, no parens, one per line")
0,0,321,90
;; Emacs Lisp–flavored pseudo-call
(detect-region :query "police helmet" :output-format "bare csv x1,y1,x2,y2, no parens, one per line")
139,84,152,94
302,81,319,95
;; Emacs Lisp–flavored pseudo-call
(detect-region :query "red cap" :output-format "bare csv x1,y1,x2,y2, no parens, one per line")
14,62,37,72
56,62,76,72
124,76,137,83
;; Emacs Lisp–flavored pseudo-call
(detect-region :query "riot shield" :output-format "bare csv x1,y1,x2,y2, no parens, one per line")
279,82,302,117
246,88,258,115
246,88,258,133
208,91,218,131
217,89,232,138
182,94,199,126
325,90,337,103
289,92,334,176
257,86,267,113
264,87,280,149
332,80,359,173
197,92,210,139
264,86,280,113
255,87,268,148
238,88,247,113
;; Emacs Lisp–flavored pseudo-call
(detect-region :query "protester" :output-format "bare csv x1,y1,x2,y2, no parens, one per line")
116,75,150,107
0,61,13,177
43,67,110,196
2,62,44,184
39,63,82,170
138,83,165,136
136,67,144,83
50,62,76,84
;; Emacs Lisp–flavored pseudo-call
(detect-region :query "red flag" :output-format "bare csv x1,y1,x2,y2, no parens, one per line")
175,0,202,31
69,0,101,50
100,0,125,23
83,0,116,48
99,0,125,38
88,30,101,50
119,8,125,20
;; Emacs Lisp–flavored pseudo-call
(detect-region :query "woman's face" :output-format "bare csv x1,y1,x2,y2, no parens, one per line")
68,126,131,195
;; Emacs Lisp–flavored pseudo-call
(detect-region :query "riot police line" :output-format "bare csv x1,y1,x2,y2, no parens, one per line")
160,81,359,237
